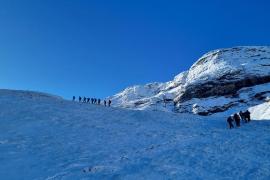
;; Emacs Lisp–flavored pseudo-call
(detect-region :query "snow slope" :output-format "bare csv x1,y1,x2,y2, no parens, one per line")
250,101,270,120
110,46,270,115
1,90,270,179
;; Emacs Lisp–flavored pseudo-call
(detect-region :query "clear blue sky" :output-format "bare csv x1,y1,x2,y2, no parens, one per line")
1,0,270,99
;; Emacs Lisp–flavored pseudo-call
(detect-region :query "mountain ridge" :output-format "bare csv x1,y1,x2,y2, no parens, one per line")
109,46,270,115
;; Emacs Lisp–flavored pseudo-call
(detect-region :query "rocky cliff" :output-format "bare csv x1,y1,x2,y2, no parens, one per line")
110,46,270,115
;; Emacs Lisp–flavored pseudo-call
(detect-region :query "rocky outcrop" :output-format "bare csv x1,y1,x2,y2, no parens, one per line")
176,75,270,103
110,46,270,115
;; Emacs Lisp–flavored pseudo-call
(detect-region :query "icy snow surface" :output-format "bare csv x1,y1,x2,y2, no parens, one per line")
0,90,270,179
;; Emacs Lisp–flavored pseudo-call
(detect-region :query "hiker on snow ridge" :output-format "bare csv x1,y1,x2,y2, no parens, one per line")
239,111,246,123
234,113,241,127
227,116,234,129
108,100,112,107
245,110,251,122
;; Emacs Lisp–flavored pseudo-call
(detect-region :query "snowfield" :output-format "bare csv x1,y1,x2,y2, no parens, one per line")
0,90,270,179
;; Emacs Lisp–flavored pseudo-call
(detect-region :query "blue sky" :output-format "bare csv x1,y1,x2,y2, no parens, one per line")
1,0,270,99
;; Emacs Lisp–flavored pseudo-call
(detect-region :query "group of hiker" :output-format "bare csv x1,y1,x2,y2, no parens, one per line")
72,96,112,107
227,110,251,129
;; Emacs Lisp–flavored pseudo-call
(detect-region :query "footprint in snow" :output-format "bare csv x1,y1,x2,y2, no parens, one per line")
0,140,8,144
83,165,117,174
120,156,129,161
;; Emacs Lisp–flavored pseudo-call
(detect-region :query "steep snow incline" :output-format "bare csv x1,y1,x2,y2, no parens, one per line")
249,101,270,120
1,90,270,179
110,82,168,110
110,46,270,115
185,46,270,85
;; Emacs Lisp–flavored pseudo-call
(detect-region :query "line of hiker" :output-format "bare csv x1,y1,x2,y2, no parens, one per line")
227,110,251,129
72,96,112,107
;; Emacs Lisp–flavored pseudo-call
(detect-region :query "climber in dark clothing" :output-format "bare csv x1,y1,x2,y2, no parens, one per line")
91,98,94,104
108,100,112,107
239,111,246,123
227,116,234,129
234,113,241,127
79,96,82,102
94,98,97,104
87,98,90,103
104,100,107,106
245,110,251,122
73,96,75,101
98,99,101,105
83,97,86,103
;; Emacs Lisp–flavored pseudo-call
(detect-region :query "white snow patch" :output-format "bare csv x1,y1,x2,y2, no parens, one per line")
249,102,270,120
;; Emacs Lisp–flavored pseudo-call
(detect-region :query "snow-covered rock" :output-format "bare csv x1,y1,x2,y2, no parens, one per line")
110,46,270,115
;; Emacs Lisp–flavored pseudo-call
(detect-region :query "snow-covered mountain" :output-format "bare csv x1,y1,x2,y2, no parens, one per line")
1,46,269,179
110,46,270,115
1,89,270,179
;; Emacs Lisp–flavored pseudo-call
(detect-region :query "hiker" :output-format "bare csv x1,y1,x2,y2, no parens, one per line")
239,111,246,123
227,116,234,129
83,97,86,103
79,96,82,102
94,98,97,104
104,100,107,106
234,113,241,127
98,99,101,105
245,110,251,122
91,98,94,104
108,100,112,107
87,98,90,103
72,96,75,101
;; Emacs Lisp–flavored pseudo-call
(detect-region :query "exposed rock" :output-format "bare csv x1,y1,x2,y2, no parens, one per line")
110,46,270,115
176,75,270,103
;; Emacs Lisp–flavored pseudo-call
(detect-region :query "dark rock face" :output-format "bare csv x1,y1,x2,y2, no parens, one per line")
196,102,238,116
175,75,270,103
253,91,270,101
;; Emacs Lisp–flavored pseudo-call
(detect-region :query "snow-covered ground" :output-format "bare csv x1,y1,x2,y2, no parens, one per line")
1,90,270,179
